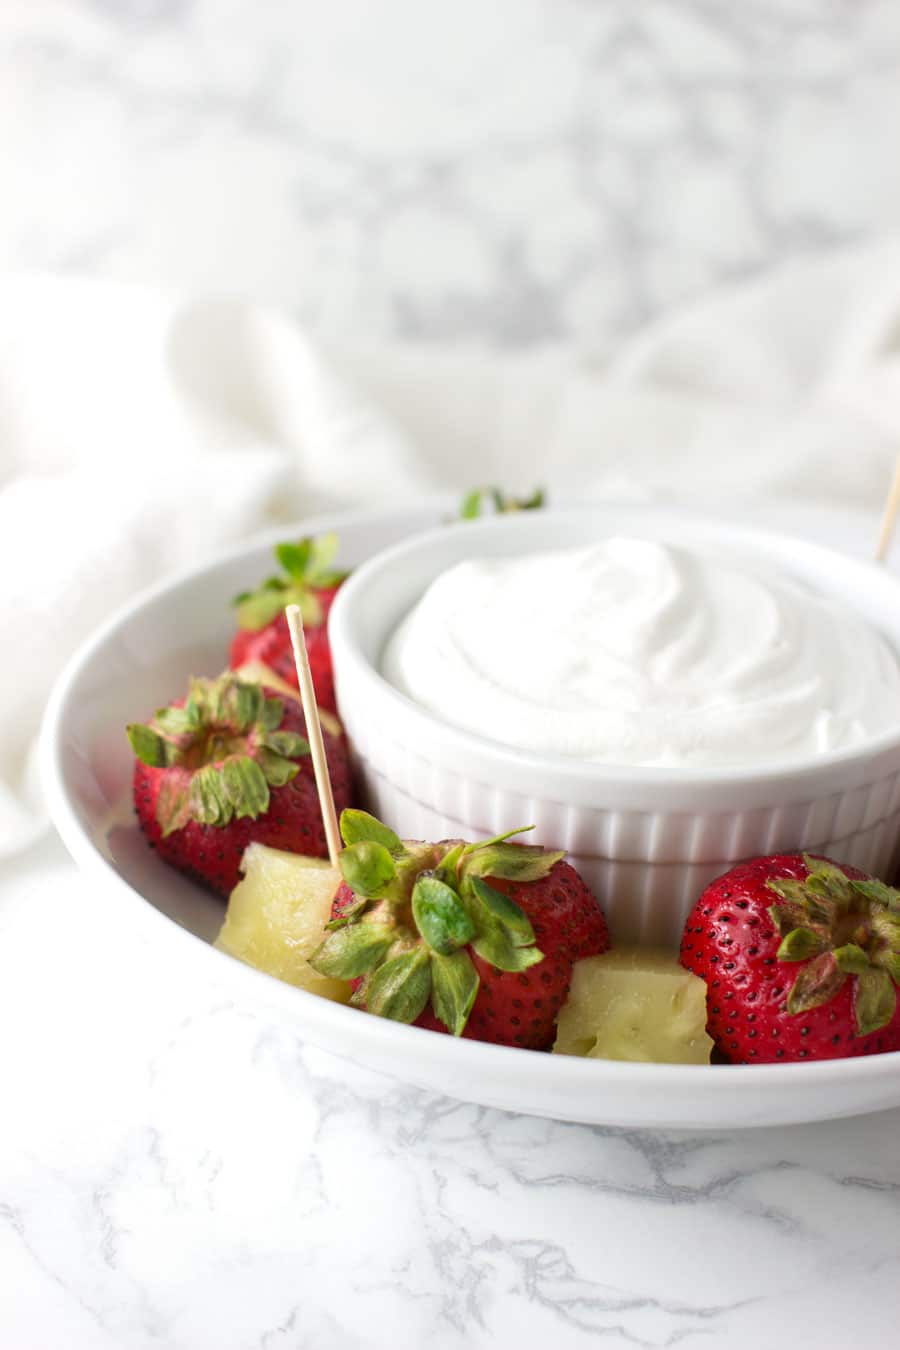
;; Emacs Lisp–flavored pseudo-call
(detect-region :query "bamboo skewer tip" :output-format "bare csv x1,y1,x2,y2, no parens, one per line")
284,603,342,869
875,453,900,563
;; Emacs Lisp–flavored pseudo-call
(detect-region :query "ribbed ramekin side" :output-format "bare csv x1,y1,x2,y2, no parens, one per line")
345,722,900,948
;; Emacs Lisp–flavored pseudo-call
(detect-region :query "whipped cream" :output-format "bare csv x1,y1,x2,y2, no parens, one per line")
382,538,900,768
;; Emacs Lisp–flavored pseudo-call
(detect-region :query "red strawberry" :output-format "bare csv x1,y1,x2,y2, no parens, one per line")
680,853,900,1063
229,533,347,714
311,811,609,1048
127,672,352,896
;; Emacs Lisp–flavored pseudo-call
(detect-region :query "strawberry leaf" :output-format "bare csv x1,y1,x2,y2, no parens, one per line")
234,585,291,632
156,776,192,837
434,842,466,886
306,531,347,587
217,679,263,731
255,749,300,788
340,809,404,855
463,842,564,883
153,705,197,738
339,840,398,897
463,825,534,849
431,950,479,1036
275,538,313,579
776,927,828,962
801,856,854,906
366,949,432,1023
310,923,396,979
833,942,871,976
767,884,838,929
872,911,900,948
459,486,545,519
324,893,370,931
127,724,180,768
471,923,544,973
467,877,536,946
785,951,847,1015
460,488,483,520
189,765,233,828
258,697,285,732
850,878,900,911
260,730,310,759
221,755,270,819
854,967,897,1036
411,875,476,955
768,901,814,936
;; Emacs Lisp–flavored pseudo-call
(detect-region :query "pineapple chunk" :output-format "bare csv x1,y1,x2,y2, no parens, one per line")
553,948,712,1065
215,843,350,1003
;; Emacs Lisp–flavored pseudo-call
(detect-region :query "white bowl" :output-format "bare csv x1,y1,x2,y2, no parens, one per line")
40,501,900,1128
330,506,900,946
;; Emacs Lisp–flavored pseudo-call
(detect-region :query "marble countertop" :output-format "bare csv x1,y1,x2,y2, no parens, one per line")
4,833,900,1350
5,3,900,1346
3,1,900,350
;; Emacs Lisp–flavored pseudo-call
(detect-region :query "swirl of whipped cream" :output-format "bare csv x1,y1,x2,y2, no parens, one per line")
381,538,900,768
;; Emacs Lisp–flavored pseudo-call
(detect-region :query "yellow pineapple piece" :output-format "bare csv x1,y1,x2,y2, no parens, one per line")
215,843,350,1002
553,948,712,1064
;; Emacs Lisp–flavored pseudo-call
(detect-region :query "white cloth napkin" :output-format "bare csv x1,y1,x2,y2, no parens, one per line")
3,242,900,855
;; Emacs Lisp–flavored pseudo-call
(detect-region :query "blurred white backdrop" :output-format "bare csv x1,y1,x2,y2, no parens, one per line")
2,0,899,349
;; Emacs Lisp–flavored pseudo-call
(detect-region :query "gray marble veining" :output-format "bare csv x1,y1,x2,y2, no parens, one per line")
2,836,900,1348
2,2,899,351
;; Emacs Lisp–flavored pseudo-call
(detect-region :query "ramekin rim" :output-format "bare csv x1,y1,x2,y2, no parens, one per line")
328,505,900,791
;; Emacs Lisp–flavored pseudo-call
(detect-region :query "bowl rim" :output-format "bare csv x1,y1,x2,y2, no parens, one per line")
328,504,900,791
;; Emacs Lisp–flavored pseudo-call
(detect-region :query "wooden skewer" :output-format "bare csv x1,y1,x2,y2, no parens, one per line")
285,603,342,868
875,453,900,562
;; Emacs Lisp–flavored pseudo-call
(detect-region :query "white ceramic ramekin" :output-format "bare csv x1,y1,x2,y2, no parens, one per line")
329,507,900,946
